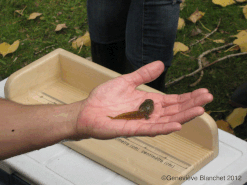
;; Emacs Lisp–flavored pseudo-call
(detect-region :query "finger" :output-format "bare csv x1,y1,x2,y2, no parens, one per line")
161,92,213,116
124,122,182,137
122,61,164,87
159,107,205,124
162,88,211,106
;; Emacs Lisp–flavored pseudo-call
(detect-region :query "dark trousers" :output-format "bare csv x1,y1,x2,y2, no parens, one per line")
87,0,181,91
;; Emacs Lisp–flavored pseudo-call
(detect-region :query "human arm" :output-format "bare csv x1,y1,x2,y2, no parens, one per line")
0,98,81,160
0,61,213,160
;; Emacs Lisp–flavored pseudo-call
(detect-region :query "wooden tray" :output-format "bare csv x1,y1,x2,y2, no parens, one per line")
4,48,218,185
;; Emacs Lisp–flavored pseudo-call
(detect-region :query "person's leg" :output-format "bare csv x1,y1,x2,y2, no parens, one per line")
87,0,133,74
126,0,181,91
230,82,247,108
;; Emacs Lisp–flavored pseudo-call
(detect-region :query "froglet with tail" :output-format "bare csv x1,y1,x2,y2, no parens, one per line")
108,99,154,120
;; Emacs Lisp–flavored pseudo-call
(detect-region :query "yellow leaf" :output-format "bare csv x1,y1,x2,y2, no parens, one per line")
180,0,186,10
177,17,185,30
0,40,20,57
233,35,247,52
28,12,42,20
226,108,247,129
213,39,225,43
72,31,91,49
188,8,205,23
212,0,235,7
55,23,67,31
243,5,247,19
232,30,247,39
15,6,27,16
224,44,240,52
15,10,23,15
173,42,189,55
216,120,235,134
236,0,247,2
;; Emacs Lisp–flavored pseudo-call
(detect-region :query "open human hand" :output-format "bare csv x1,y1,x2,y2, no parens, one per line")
74,61,213,140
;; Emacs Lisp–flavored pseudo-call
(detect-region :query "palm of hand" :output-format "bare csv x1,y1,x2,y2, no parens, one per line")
76,61,213,139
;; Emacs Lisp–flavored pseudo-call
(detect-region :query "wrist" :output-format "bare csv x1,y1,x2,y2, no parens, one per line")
64,100,85,140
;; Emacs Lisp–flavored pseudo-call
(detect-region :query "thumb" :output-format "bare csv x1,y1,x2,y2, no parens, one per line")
123,61,165,87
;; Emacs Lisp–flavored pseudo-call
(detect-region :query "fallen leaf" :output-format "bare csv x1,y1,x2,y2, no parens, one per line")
213,39,225,43
236,0,247,2
191,28,202,36
216,120,235,134
226,108,247,129
233,34,247,52
180,0,186,10
188,8,205,23
55,23,67,31
0,40,20,57
72,31,91,49
15,10,23,15
173,42,189,55
243,5,247,19
72,39,83,49
177,17,185,30
212,0,235,7
224,44,240,52
232,30,247,38
15,6,27,16
28,12,42,20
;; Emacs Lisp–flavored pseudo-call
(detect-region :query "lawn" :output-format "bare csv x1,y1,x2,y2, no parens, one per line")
1,0,247,139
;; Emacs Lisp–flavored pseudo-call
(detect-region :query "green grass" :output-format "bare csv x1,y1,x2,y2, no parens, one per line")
167,0,247,139
1,0,247,139
0,0,90,77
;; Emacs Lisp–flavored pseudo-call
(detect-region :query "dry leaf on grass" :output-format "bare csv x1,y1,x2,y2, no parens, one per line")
180,0,186,10
191,28,202,36
212,0,235,7
177,17,185,30
15,6,27,16
232,30,247,52
225,45,240,52
72,31,91,49
233,35,247,52
55,23,67,31
28,12,42,20
173,42,189,55
213,39,225,43
232,30,247,38
226,108,247,129
216,120,235,134
188,8,205,23
0,40,20,57
243,5,247,19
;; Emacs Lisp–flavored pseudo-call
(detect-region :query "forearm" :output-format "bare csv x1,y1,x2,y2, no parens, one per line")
0,98,81,160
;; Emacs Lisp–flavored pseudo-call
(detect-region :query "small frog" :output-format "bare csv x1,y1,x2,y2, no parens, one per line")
108,99,154,120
